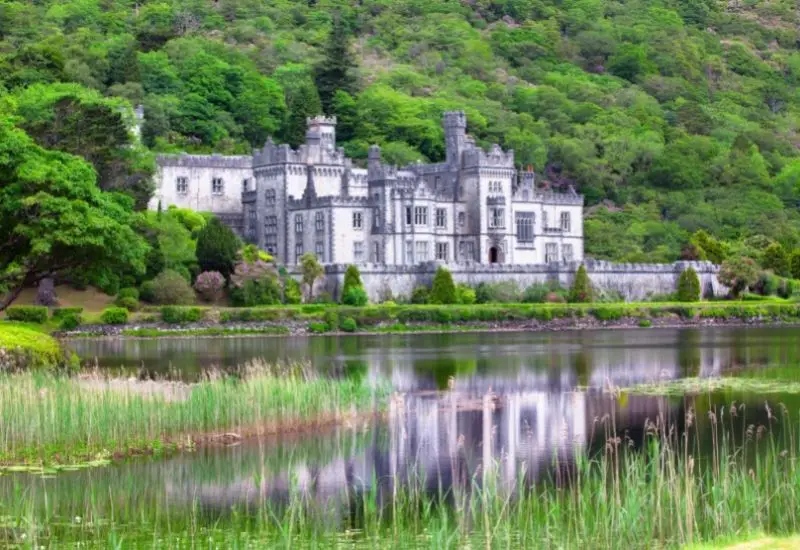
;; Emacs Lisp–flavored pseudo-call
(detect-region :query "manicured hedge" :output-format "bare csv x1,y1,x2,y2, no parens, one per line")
5,306,48,324
52,307,83,320
161,306,204,324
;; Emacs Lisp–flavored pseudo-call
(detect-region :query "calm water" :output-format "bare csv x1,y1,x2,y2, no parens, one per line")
5,328,800,527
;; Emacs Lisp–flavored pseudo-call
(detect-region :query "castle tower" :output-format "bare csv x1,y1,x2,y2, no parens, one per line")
306,115,337,150
443,111,467,166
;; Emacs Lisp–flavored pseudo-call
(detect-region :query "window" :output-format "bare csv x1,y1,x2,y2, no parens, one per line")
212,177,224,195
490,208,505,229
458,212,465,227
543,211,549,229
560,212,571,232
488,181,503,193
545,243,558,263
353,241,364,262
372,242,381,263
265,215,278,234
176,176,188,194
435,208,447,229
405,241,414,264
436,242,449,261
414,206,428,226
294,214,303,234
459,241,474,262
353,211,363,230
405,206,413,226
242,178,251,192
265,234,277,253
373,208,380,229
522,190,529,201
315,241,325,262
315,211,325,232
265,189,276,206
562,244,574,263
295,242,303,263
416,241,429,263
515,212,534,243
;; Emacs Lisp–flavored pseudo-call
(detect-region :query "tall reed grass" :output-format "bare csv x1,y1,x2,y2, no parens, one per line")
3,400,800,548
0,359,385,464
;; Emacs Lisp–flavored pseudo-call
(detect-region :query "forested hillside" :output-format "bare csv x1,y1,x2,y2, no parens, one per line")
1,0,799,266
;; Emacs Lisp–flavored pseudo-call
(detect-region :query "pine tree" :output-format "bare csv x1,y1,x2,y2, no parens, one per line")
282,80,322,147
196,217,240,279
430,267,456,304
677,267,701,302
314,14,357,113
341,264,365,305
569,264,593,303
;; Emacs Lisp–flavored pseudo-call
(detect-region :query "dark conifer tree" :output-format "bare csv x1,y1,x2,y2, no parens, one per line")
314,14,357,113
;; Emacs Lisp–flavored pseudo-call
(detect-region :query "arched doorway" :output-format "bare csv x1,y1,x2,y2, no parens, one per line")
489,246,499,264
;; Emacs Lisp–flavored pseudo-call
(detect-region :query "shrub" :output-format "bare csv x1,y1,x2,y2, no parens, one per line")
58,313,82,331
411,285,430,304
591,307,624,321
569,265,593,303
456,284,476,305
196,216,240,278
341,265,364,302
762,243,790,276
116,296,139,311
718,257,760,298
194,271,225,302
340,317,357,332
100,307,128,325
323,310,339,329
52,307,83,320
308,322,328,333
139,281,157,303
283,277,302,304
117,287,140,302
342,286,368,306
791,250,800,279
151,269,196,305
677,267,701,302
161,306,203,324
430,267,456,304
474,281,521,303
638,319,653,328
5,306,48,324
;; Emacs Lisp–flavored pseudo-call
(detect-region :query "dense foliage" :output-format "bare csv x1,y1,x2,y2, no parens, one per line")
677,267,701,302
430,267,457,304
2,0,800,263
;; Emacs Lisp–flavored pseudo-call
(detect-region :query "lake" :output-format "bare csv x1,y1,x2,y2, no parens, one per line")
3,327,800,544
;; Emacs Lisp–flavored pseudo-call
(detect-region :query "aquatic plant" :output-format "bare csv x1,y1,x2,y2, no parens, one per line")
0,359,385,465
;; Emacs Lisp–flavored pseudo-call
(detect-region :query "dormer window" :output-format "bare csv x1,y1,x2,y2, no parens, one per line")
212,177,224,195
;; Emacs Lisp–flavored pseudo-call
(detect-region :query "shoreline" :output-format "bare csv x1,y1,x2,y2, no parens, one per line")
60,314,800,341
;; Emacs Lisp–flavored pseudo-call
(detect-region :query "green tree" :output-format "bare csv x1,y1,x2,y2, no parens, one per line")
276,65,322,147
791,250,800,280
677,267,701,302
195,216,239,279
314,14,357,113
341,264,364,304
300,252,325,301
13,83,155,208
430,266,457,304
569,264,594,303
762,243,790,277
0,118,147,311
718,257,760,298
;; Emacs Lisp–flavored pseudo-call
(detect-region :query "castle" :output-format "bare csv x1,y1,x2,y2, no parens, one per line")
151,112,584,267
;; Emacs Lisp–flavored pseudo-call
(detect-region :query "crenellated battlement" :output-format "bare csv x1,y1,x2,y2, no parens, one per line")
462,143,515,169
157,153,252,169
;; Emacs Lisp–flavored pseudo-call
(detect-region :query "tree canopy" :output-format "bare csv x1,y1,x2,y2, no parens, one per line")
0,117,147,310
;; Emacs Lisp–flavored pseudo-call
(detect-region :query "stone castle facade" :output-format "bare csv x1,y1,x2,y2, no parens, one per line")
151,112,584,267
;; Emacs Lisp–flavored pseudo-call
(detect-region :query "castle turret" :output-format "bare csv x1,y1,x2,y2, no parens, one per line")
306,115,337,150
443,111,467,166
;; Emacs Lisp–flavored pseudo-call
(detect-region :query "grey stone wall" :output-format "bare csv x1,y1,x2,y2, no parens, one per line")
309,260,724,302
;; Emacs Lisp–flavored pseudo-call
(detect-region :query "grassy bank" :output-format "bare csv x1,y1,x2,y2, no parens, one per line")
0,322,68,369
3,406,800,547
0,360,385,466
